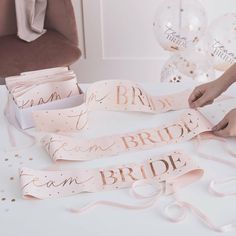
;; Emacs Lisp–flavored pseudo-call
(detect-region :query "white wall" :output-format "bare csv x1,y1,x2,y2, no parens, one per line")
71,0,236,83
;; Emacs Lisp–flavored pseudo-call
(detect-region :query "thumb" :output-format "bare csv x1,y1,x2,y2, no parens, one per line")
188,88,203,108
212,117,228,132
213,126,230,137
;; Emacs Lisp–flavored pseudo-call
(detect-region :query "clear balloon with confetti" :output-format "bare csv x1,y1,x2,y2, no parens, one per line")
205,13,236,71
161,49,215,83
153,0,207,52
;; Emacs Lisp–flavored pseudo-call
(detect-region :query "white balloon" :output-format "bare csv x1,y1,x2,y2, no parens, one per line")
153,0,207,52
205,13,236,71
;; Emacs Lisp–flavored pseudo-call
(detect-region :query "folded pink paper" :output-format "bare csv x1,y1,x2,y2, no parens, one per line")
41,109,212,162
20,151,204,199
33,80,192,132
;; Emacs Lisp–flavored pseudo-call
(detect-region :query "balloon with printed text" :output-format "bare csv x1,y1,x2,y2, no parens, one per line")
153,0,207,52
205,13,236,71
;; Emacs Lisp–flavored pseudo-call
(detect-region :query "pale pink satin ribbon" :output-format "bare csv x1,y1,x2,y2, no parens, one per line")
3,93,37,152
195,133,236,197
67,177,236,233
67,176,236,233
68,179,163,213
164,197,236,233
161,129,236,233
196,134,236,168
160,133,236,233
4,94,17,147
209,177,236,197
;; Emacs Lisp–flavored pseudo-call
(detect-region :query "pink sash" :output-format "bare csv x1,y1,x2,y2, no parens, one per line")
19,151,203,199
32,80,192,132
41,109,212,161
5,69,81,109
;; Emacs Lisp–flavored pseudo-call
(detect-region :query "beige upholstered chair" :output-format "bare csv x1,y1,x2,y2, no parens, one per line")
0,0,81,84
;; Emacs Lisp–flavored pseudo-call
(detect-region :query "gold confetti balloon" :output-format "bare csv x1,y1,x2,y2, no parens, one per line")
153,0,207,52
161,49,215,83
205,13,236,71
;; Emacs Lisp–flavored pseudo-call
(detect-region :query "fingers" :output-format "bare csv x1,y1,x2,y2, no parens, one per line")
212,117,228,131
191,94,213,108
212,116,229,137
204,100,214,106
188,88,203,108
188,87,214,108
213,126,231,137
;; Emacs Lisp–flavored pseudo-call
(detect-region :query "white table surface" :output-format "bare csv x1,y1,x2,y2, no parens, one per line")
1,82,236,236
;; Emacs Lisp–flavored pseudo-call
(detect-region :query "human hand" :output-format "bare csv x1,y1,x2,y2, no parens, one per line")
188,79,228,108
212,108,236,137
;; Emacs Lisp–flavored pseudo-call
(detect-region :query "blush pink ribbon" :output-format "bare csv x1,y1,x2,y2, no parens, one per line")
163,196,236,233
163,146,236,234
67,180,236,233
163,133,236,232
3,93,37,151
195,133,236,198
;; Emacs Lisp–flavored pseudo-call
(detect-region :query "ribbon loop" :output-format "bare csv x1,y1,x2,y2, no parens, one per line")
130,179,164,199
164,201,188,223
209,177,236,197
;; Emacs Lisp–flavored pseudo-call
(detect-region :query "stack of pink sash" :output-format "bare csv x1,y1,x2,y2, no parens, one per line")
13,76,236,232
5,67,81,109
